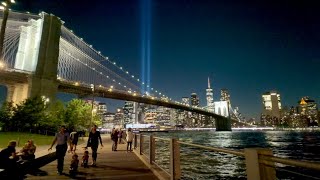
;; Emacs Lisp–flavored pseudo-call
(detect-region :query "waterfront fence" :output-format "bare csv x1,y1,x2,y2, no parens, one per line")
133,133,320,180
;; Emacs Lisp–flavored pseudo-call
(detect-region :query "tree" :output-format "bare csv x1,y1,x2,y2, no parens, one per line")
45,100,65,130
11,96,48,131
65,99,92,130
0,101,15,131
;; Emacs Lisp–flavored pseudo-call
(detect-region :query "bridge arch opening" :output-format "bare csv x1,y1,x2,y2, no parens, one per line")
0,85,7,105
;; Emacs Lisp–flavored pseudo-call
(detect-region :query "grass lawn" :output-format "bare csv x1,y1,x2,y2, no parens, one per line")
0,132,54,149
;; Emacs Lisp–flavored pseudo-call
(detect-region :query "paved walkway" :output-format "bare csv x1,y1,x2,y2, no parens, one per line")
25,135,158,180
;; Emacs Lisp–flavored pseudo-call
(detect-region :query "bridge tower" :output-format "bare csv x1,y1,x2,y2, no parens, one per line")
6,13,62,104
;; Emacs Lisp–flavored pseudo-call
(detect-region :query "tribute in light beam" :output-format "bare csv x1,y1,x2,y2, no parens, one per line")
140,0,152,94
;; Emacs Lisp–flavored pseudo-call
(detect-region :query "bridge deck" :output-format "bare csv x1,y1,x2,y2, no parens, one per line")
25,135,158,180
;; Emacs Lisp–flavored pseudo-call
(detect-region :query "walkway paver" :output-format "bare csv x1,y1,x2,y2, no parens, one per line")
25,135,158,180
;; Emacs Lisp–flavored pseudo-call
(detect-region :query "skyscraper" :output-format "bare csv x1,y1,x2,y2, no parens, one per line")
262,91,282,118
123,101,137,126
206,77,214,112
298,97,318,123
191,93,200,107
220,89,231,107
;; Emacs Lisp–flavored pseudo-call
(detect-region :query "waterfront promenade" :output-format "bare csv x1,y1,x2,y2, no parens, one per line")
25,135,158,180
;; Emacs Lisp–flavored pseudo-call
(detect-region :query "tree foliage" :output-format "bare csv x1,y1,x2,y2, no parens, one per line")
11,96,47,131
0,97,102,132
0,101,15,131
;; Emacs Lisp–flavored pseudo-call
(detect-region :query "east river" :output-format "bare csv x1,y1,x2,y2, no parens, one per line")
142,130,320,180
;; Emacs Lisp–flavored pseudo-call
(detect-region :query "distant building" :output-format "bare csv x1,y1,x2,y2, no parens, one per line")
182,97,190,106
298,97,318,125
220,89,231,107
97,103,107,115
262,91,282,118
123,101,137,125
156,106,171,126
114,108,124,126
191,93,200,107
206,77,214,112
144,106,157,123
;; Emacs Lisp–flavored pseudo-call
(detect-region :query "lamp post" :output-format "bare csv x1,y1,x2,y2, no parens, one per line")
0,0,15,62
90,84,95,129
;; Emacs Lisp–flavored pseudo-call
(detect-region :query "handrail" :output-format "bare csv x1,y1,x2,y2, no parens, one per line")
134,133,320,180
260,155,320,171
154,136,171,141
178,141,245,156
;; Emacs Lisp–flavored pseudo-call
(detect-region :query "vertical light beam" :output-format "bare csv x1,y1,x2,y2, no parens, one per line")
140,0,152,94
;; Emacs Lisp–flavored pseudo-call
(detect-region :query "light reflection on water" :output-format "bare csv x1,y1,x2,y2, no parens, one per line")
146,130,320,180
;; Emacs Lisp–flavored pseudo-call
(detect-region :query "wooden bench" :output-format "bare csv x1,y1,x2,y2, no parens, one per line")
0,152,57,178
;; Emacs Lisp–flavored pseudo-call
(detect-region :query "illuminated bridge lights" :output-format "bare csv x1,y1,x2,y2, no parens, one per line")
0,61,6,69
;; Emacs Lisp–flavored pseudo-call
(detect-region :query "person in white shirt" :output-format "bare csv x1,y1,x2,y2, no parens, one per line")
48,125,71,175
126,128,134,152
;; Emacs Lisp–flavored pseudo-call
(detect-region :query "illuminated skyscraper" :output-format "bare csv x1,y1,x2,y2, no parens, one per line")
298,97,318,123
123,101,137,126
191,93,199,107
220,89,231,107
262,91,282,118
206,77,214,112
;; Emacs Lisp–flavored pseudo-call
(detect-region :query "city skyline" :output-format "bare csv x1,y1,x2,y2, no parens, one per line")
0,0,319,119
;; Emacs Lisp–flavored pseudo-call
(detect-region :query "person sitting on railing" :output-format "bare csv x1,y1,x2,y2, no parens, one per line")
20,140,36,161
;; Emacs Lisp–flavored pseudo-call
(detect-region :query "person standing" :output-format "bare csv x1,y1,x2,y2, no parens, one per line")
126,128,134,152
111,128,119,151
85,125,103,166
70,129,79,152
48,125,71,175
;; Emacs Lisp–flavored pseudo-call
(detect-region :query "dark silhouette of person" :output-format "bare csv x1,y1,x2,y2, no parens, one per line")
85,125,103,166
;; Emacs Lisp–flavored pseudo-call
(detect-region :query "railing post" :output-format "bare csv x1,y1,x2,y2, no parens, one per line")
170,138,181,180
149,134,155,164
245,148,276,180
140,135,144,155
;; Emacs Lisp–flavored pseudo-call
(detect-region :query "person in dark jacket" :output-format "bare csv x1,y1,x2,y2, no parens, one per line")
0,141,18,167
85,125,103,166
111,128,119,151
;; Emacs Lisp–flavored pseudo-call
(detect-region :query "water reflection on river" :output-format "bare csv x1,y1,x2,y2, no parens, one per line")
149,130,320,180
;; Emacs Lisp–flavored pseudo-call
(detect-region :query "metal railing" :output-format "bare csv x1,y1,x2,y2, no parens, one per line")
133,133,320,180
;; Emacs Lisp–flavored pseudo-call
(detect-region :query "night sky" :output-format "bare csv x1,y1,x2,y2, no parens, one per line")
2,0,320,119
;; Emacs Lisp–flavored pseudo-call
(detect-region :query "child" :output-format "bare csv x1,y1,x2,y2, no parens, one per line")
82,151,89,168
69,154,79,176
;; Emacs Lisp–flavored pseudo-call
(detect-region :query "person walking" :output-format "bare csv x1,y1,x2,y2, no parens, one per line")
48,125,71,175
85,125,103,166
126,128,134,152
111,128,119,151
70,128,79,152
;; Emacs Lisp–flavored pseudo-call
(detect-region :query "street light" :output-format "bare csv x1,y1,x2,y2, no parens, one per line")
0,0,15,62
90,84,95,129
